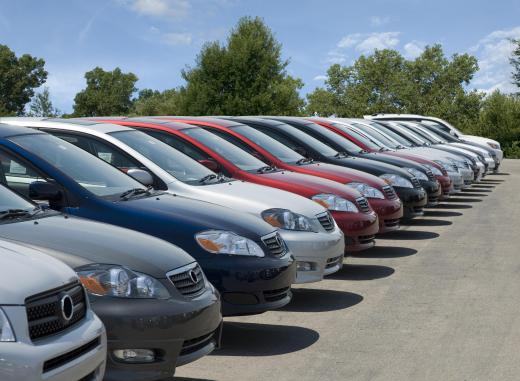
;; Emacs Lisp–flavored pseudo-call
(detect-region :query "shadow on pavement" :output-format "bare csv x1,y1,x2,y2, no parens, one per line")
379,230,440,240
402,219,453,226
445,197,483,203
472,185,495,189
352,245,418,258
424,210,463,217
462,188,491,193
175,378,215,381
459,192,488,197
214,322,319,356
329,264,395,281
491,172,510,175
280,289,363,312
436,203,472,209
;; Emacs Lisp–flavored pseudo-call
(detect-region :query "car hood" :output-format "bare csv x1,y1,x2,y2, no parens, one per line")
329,155,415,179
462,135,499,147
402,147,470,162
293,162,389,190
171,180,327,218
0,214,196,279
361,152,430,173
255,170,363,200
0,239,78,305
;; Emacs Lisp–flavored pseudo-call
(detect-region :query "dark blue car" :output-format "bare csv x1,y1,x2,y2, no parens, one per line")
0,123,295,316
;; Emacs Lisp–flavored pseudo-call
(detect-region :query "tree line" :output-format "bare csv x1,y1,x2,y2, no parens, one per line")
1,17,519,157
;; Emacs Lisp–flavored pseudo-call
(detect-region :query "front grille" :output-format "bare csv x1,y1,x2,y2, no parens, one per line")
425,169,435,181
263,287,290,302
384,218,400,227
317,211,335,232
167,263,206,298
382,185,398,200
43,337,100,373
358,235,376,245
413,206,424,213
261,232,286,257
26,282,87,341
464,179,472,185
326,256,342,269
428,195,439,204
356,197,371,213
180,330,217,357
411,177,422,189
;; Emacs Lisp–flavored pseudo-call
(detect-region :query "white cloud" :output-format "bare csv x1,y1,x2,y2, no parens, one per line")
370,16,390,27
337,33,362,49
403,40,425,59
162,32,192,45
470,26,520,94
313,75,327,81
325,50,347,64
117,0,191,19
356,32,400,53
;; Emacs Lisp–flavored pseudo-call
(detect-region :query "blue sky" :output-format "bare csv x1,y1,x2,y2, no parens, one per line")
1,0,519,113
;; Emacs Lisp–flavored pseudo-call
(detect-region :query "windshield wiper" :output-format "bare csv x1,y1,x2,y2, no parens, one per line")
256,165,276,173
119,187,152,200
295,157,314,165
334,151,349,158
198,174,218,184
0,209,33,220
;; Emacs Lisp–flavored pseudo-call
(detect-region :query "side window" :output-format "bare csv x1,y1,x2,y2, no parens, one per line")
254,127,300,151
204,129,258,156
0,150,48,198
144,130,211,161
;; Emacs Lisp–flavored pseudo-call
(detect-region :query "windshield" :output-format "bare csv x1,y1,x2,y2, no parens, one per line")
9,134,144,198
392,123,428,145
274,124,339,157
400,124,439,144
416,125,449,143
0,184,35,211
350,123,398,149
368,122,413,147
110,130,217,184
301,123,363,153
231,125,304,163
338,123,383,150
182,127,269,171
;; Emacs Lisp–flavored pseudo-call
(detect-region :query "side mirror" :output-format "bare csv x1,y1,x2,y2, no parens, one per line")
198,159,220,172
127,169,154,186
29,181,62,201
294,147,308,157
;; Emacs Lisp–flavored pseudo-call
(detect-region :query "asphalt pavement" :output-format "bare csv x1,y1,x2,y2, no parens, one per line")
175,159,520,381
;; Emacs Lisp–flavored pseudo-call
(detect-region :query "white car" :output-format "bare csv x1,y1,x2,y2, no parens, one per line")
0,239,106,381
366,114,503,167
0,117,345,284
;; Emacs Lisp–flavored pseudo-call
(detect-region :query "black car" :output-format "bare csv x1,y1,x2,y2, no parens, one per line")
0,183,221,381
228,117,427,218
0,123,296,319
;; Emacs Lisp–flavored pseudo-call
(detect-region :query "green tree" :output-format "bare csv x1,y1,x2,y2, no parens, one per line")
306,45,481,129
72,67,138,116
511,39,520,91
179,16,304,115
0,44,47,116
27,87,60,117
132,88,182,116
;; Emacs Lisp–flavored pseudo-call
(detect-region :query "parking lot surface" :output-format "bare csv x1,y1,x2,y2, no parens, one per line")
176,159,520,381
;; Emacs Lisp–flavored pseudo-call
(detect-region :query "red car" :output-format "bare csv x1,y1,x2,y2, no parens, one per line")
159,116,403,234
94,117,380,252
309,118,452,198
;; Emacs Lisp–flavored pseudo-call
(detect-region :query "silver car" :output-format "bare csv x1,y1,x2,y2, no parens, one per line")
0,117,345,284
0,239,107,381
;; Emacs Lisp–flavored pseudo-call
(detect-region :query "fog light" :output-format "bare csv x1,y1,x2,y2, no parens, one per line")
296,261,315,271
113,349,155,363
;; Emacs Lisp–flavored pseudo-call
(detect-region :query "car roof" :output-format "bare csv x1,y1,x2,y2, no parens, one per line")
0,122,46,138
125,117,199,131
229,117,285,127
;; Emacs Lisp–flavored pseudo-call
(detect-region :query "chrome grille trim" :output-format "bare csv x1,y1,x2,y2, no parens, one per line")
261,231,287,257
167,262,206,298
316,211,335,232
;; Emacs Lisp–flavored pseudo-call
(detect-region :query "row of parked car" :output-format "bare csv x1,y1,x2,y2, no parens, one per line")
0,114,502,381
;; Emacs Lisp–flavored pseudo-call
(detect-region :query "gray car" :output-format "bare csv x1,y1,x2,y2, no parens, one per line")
0,238,107,381
0,184,222,381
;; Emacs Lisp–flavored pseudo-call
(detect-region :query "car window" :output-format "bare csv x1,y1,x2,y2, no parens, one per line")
0,183,36,212
0,149,48,198
143,130,211,161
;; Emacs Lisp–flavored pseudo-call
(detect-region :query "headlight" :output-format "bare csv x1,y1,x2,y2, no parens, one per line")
487,142,500,149
77,264,170,299
0,308,15,342
405,167,428,180
196,230,265,257
379,174,413,188
422,164,442,176
434,160,458,173
450,159,467,169
312,193,359,212
262,208,315,232
346,182,384,199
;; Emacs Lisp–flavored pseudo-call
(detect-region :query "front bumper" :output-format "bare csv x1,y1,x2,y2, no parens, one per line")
420,179,442,207
279,227,345,284
394,186,427,218
447,172,464,193
202,253,296,316
0,307,106,381
436,175,452,199
91,285,222,381
368,197,403,234
332,210,379,252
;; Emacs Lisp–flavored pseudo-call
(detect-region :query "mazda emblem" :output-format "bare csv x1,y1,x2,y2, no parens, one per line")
188,269,199,284
60,294,74,322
